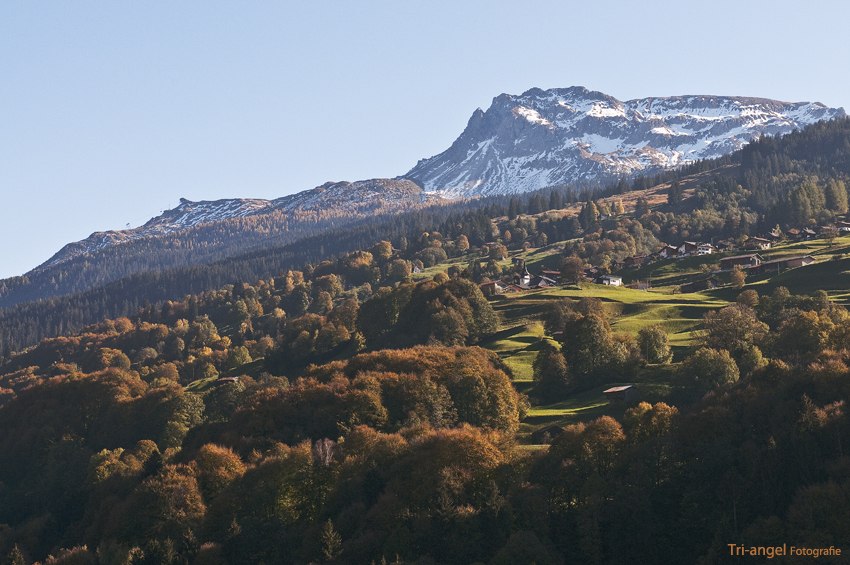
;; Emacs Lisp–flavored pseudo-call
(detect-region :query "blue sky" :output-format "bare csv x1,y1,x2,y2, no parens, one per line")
2,0,848,279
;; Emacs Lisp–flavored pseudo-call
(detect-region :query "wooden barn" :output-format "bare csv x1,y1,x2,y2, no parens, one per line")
603,385,639,404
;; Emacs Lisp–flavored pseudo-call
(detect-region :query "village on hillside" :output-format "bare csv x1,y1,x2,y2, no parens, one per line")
477,220,850,295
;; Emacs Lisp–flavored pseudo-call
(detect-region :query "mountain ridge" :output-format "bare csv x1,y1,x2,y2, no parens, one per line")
402,86,846,197
35,178,436,272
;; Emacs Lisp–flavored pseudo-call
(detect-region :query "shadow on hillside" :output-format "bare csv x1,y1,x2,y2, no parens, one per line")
487,324,529,341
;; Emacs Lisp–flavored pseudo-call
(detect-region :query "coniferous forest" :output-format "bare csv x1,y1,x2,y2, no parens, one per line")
1,120,850,564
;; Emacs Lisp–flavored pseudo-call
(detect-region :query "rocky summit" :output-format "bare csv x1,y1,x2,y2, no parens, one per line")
402,86,846,197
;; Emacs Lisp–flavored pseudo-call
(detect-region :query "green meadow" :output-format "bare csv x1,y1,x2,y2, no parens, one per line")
481,236,844,442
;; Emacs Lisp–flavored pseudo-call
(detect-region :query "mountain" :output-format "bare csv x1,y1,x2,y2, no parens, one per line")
37,178,435,271
403,86,847,197
29,88,847,272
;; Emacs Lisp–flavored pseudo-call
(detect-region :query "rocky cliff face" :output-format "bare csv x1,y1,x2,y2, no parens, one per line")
402,86,846,197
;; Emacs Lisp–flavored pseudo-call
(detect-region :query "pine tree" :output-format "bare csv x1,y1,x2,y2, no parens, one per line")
7,545,26,565
825,179,848,214
320,519,342,563
508,199,519,220
634,197,650,218
667,180,682,205
568,217,582,239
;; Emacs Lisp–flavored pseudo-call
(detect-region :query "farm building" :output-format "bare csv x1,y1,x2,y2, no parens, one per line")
516,275,558,290
215,376,240,385
659,245,679,259
538,269,562,280
531,425,564,444
596,275,622,287
748,255,815,275
678,241,700,256
679,278,717,293
720,254,763,270
479,281,511,295
743,237,772,250
624,254,649,267
603,385,639,404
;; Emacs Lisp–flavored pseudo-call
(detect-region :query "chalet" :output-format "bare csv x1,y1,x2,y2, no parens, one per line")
786,255,815,268
720,254,763,270
820,223,850,235
583,267,600,282
764,231,783,241
748,255,815,275
744,237,771,250
678,241,700,256
603,385,639,404
659,245,679,259
624,254,649,267
802,227,817,240
412,265,422,274
596,275,623,287
786,228,801,240
479,281,510,295
525,275,558,289
716,239,736,252
531,424,564,444
697,243,714,255
835,220,850,232
679,278,717,293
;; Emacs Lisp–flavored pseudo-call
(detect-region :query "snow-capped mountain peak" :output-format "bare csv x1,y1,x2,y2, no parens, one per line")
402,87,846,197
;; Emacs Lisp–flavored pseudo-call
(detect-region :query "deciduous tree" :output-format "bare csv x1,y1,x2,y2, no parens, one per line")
637,324,672,364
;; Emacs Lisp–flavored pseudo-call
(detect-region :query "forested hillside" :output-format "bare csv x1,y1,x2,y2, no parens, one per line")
1,200,452,310
1,236,849,563
1,119,850,564
3,118,850,355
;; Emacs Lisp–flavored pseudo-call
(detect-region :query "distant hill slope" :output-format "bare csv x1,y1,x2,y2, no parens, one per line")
36,178,435,271
403,86,845,197
0,179,449,310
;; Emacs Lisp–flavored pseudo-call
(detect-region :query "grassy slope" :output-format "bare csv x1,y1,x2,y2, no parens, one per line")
484,235,849,442
480,282,722,442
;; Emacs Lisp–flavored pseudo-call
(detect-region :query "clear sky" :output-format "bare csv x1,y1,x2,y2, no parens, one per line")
2,0,848,279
